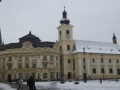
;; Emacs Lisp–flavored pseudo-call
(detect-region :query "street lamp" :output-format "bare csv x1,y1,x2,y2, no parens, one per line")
101,55,105,80
83,47,87,83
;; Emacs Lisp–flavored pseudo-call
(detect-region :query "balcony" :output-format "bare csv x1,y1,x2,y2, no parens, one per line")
42,60,48,64
18,60,22,63
7,61,12,65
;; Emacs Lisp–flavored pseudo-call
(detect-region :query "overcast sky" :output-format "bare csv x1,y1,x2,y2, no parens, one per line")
0,0,120,45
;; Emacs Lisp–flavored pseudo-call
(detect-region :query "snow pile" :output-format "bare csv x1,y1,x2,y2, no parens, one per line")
0,83,16,90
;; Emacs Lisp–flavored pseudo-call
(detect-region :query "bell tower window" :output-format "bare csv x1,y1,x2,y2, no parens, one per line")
60,31,61,35
67,45,70,50
66,30,69,35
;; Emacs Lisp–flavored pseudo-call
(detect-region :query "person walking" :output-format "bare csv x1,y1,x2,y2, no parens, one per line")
27,76,35,90
116,78,118,83
18,78,23,90
99,77,102,84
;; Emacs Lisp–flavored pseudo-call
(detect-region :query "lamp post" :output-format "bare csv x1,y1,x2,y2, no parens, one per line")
101,55,105,80
83,47,87,83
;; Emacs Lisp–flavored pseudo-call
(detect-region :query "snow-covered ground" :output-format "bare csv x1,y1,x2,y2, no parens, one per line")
0,83,16,90
26,80,120,90
0,80,120,90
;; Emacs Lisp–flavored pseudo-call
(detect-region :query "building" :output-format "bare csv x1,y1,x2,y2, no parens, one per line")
0,7,120,81
57,7,120,80
0,31,60,81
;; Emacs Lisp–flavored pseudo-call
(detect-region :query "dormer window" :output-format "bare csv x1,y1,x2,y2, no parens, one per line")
66,30,69,35
26,44,29,48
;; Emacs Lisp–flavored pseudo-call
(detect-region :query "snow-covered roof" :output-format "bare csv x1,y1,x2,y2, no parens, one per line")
73,40,120,54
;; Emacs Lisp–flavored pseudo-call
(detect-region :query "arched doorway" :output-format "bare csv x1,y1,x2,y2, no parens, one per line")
68,72,71,79
8,74,11,82
43,73,47,81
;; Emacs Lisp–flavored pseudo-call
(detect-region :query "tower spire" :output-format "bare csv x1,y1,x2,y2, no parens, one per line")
60,6,70,24
112,32,117,44
0,28,2,45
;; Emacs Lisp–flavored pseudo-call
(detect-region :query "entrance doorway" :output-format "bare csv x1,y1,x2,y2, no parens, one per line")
68,72,71,79
8,74,11,82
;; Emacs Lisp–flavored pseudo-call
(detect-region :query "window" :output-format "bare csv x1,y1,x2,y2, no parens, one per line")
67,45,70,50
32,64,36,68
73,59,75,70
101,68,104,73
109,68,113,73
19,73,22,79
101,58,103,63
68,59,70,63
25,73,29,80
43,55,47,60
38,73,40,79
2,65,5,70
43,64,47,69
50,72,54,79
56,56,58,61
2,74,4,80
92,58,95,63
66,30,69,35
109,59,111,63
83,65,86,69
18,64,22,69
117,68,120,75
93,68,96,73
116,59,119,63
43,73,47,79
26,44,29,48
25,64,29,68
25,56,29,60
83,58,85,62
8,57,12,61
60,31,61,35
14,74,16,79
8,65,12,70
18,56,22,60
50,56,54,61
33,56,36,60
60,46,62,51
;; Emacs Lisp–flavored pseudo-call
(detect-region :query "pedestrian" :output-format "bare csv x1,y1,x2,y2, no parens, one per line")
18,78,23,90
27,76,35,90
116,78,118,83
9,78,11,84
99,77,102,84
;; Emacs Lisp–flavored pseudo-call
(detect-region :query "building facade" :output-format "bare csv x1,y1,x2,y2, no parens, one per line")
0,7,120,81
0,31,60,81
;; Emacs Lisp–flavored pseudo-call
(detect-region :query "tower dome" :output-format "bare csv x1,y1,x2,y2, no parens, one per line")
60,6,70,25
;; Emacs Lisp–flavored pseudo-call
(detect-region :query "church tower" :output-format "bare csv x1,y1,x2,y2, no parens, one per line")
57,7,74,79
113,33,117,44
57,6,74,54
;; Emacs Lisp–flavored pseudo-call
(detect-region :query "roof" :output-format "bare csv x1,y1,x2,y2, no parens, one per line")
19,31,40,39
73,40,120,54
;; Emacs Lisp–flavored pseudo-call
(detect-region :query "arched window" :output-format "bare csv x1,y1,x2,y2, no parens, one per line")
60,31,61,35
101,68,104,73
109,68,113,73
117,68,120,75
67,45,70,50
93,68,96,73
60,46,62,51
66,30,69,35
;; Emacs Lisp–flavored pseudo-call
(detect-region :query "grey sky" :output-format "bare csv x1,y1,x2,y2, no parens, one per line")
0,0,120,44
